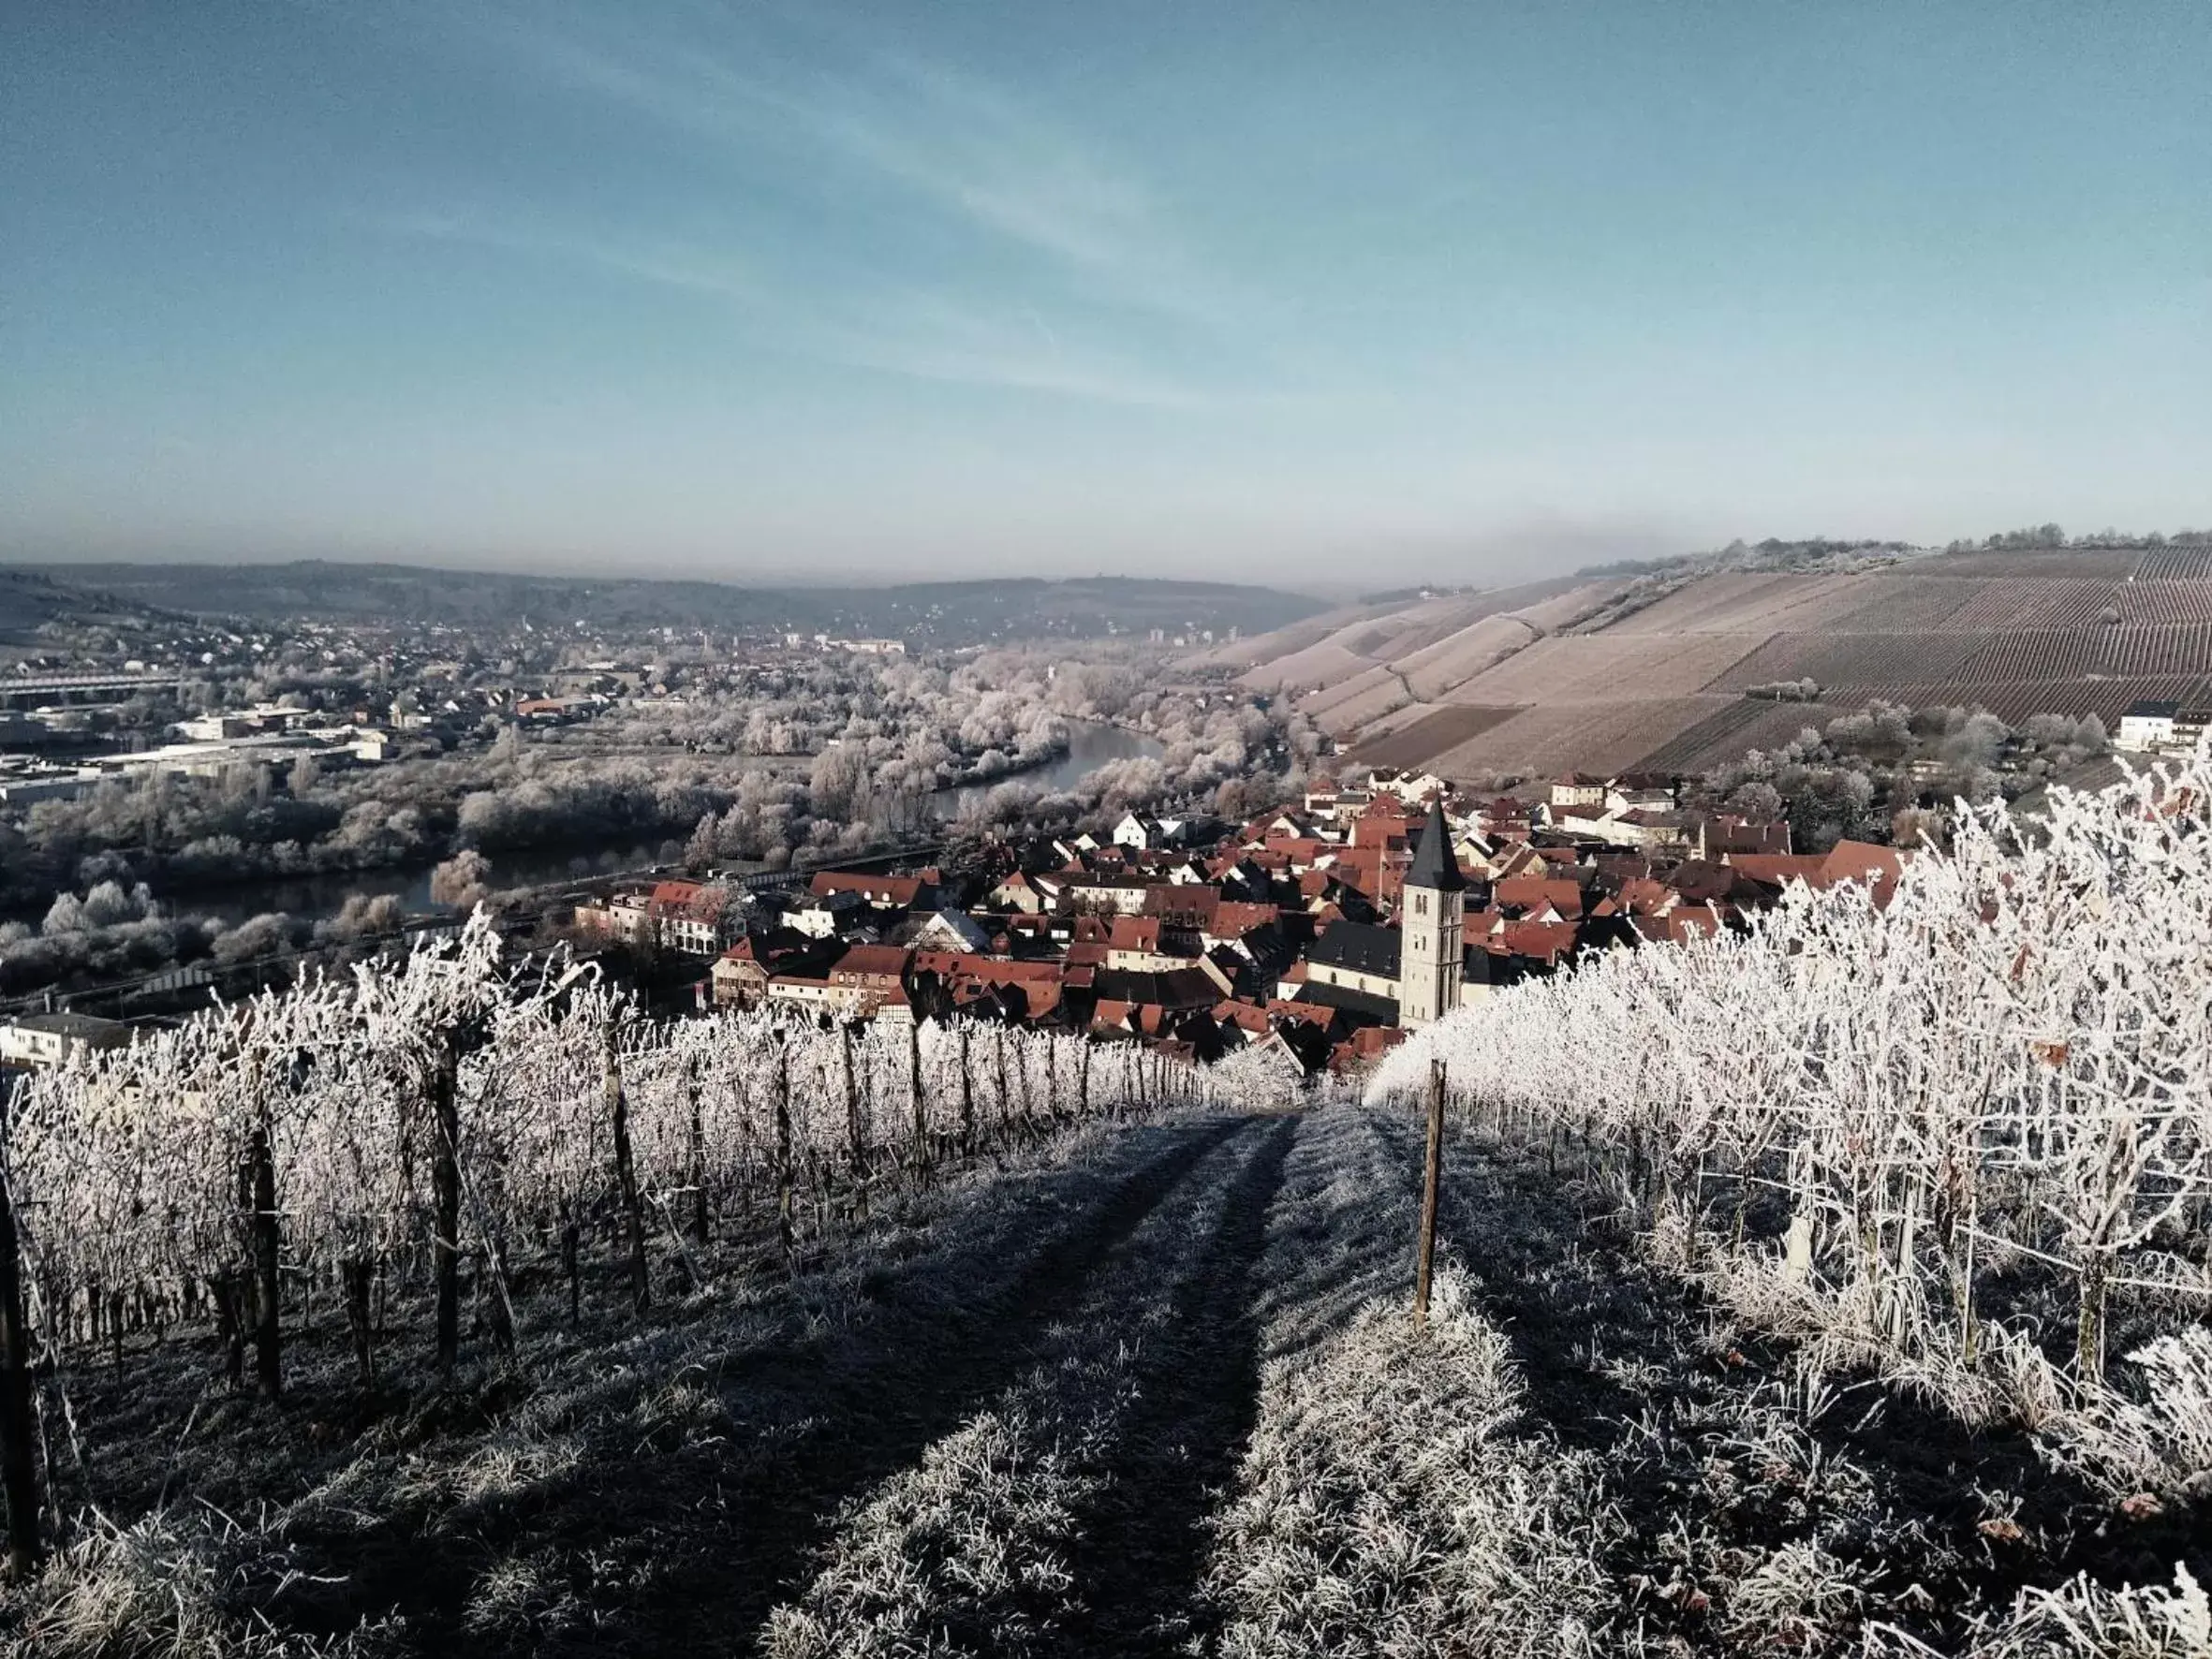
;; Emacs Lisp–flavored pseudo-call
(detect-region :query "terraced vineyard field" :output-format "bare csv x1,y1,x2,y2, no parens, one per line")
1348,702,1524,771
1214,544,2212,779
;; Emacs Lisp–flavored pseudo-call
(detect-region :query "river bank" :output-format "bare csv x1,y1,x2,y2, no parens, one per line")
147,720,1165,930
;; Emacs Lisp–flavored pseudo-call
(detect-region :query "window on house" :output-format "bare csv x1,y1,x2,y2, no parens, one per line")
1413,892,1427,917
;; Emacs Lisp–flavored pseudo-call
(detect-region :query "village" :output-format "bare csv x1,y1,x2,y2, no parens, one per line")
569,767,1908,1083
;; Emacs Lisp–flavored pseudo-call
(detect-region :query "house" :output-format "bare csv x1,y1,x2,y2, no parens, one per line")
1328,1023,1408,1076
1550,773,1607,810
1112,811,1187,850
2116,699,2209,755
649,881,748,956
1816,840,1909,903
1365,770,1450,806
987,871,1048,914
827,944,911,1014
912,908,994,954
711,931,837,1007
1605,774,1677,815
2,1011,132,1070
764,942,911,1020
1103,914,1201,973
789,888,867,939
1242,1029,1314,1089
1698,813,1792,859
573,889,655,947
1609,809,1692,850
1060,874,1158,915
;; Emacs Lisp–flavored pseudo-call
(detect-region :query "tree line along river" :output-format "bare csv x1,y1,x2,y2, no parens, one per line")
172,722,1167,929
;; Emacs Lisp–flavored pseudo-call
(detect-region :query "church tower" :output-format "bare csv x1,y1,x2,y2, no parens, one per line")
1397,797,1466,1028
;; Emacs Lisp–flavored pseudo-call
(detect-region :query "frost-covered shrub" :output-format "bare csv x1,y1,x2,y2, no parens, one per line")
1369,754,2212,1487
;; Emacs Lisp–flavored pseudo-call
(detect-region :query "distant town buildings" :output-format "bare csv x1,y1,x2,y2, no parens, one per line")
566,763,1874,1082
782,633,907,655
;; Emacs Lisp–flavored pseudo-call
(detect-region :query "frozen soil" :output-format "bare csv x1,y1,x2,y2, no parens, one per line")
5,1102,2205,1657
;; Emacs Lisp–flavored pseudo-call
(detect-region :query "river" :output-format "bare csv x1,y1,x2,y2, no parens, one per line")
175,721,1166,928
936,718,1164,816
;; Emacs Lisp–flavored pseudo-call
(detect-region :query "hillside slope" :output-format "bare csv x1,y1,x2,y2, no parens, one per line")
5,561,1326,646
1230,547,2212,778
0,567,198,657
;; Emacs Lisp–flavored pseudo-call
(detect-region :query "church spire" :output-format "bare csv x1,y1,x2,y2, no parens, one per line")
1406,797,1465,893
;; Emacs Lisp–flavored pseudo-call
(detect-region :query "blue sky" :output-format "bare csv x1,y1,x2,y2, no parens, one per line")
4,2,2208,589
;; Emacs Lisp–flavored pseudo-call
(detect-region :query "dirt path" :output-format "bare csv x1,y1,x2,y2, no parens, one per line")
1055,1113,1298,1654
609,1113,1276,1656
748,1112,1299,1657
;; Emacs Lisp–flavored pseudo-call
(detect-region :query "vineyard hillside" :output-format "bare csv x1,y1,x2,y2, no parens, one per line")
1214,547,2212,778
4,765,2210,1655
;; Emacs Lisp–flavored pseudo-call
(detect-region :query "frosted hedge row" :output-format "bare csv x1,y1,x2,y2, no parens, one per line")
1371,756,2212,1410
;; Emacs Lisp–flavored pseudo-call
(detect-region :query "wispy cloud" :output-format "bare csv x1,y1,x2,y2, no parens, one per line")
804,293,1227,409
459,7,1200,303
384,2,1261,405
379,210,757,301
374,205,1230,409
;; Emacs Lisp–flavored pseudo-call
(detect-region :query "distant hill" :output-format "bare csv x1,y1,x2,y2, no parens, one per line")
0,566,195,653
3,561,1325,646
1203,544,2212,780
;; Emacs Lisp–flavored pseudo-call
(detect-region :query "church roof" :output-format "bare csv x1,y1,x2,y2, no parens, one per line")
1405,799,1467,893
1305,920,1401,978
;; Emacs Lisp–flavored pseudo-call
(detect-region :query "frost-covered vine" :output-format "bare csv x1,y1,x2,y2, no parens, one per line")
2,913,1226,1390
1371,755,2212,1493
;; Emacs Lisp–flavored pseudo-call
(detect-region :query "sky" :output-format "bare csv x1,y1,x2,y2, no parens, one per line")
4,1,2209,591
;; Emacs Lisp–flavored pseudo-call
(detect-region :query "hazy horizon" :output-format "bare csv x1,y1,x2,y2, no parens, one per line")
7,2,2208,586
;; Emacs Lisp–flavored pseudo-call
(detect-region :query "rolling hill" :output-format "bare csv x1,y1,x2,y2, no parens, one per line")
0,567,198,658
4,561,1327,647
1202,545,2212,780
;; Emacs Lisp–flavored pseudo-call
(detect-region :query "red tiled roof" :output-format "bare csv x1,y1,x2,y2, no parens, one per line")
810,870,927,904
832,944,910,982
1725,854,1827,888
1493,877,1585,918
1107,915,1161,951
1206,901,1281,937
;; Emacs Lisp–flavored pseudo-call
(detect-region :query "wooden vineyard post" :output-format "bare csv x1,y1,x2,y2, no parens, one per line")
248,1121,281,1401
686,1051,710,1244
432,1030,462,1376
1414,1058,1446,1330
907,1017,928,1176
560,1223,581,1325
994,1027,1012,1146
1012,1039,1036,1141
774,1039,797,1272
957,1023,976,1158
606,1032,649,1314
0,1083,42,1578
1078,1040,1091,1123
842,1022,868,1218
343,1255,376,1385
